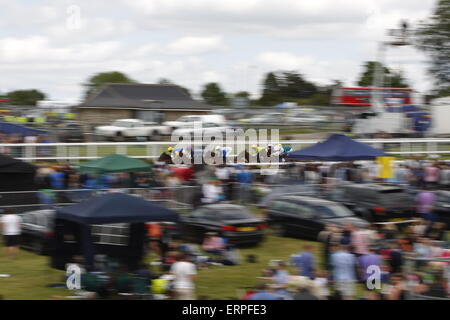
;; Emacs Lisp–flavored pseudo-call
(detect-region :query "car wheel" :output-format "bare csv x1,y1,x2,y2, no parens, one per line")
115,132,124,142
271,223,286,237
149,131,161,141
32,240,45,255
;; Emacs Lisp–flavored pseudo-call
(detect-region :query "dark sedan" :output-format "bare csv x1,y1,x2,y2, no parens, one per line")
266,195,368,240
179,204,266,246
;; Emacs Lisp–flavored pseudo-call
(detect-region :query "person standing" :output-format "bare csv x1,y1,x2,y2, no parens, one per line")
358,247,382,289
170,252,197,300
330,244,358,300
1,209,22,258
415,190,437,222
292,244,316,279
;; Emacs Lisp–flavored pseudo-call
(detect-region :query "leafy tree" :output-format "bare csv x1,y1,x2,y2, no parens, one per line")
6,89,46,106
201,82,229,106
259,72,283,106
356,61,409,88
234,91,250,98
278,71,318,99
415,0,450,96
84,71,136,97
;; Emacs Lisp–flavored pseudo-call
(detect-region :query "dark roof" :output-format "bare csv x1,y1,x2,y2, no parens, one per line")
0,154,36,173
78,83,211,111
287,133,389,161
56,192,179,224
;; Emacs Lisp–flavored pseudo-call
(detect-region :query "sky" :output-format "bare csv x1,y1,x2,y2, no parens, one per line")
0,0,438,101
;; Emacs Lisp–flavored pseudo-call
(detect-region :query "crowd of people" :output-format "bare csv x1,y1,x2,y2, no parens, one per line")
244,219,450,300
3,143,450,300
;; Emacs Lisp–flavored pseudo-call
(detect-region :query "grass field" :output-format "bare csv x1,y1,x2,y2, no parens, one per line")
0,234,322,300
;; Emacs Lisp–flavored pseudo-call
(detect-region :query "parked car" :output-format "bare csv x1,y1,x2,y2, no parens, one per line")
163,115,226,132
172,122,233,139
266,195,368,240
20,209,55,255
240,113,286,124
95,119,171,141
56,122,85,142
328,183,417,222
179,204,266,245
286,113,327,124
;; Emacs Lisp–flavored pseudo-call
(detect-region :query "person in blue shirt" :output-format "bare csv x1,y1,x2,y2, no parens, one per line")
235,166,253,204
292,244,315,279
48,169,65,189
330,244,358,300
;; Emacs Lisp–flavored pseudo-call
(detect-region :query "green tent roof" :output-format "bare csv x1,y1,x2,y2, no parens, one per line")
79,154,151,174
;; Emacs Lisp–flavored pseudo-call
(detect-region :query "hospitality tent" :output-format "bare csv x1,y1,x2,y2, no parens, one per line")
51,192,179,271
78,154,151,174
286,133,389,161
0,154,39,212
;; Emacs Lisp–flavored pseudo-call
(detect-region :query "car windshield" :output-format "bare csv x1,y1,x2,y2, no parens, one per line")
219,208,253,220
113,120,134,127
315,204,354,218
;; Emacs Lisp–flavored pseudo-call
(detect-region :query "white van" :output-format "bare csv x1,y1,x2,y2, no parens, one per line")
163,114,226,131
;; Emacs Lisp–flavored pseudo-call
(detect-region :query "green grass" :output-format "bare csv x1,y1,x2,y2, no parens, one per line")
0,246,68,300
0,234,323,300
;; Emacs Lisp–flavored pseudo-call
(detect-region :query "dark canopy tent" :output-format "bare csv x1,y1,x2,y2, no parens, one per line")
0,122,48,136
78,154,151,174
0,154,39,212
286,133,389,161
51,192,179,271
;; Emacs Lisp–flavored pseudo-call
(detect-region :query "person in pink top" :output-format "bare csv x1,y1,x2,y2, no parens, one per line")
351,226,369,257
424,162,440,188
202,232,226,256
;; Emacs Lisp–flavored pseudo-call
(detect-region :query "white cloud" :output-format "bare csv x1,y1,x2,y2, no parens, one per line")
166,36,227,55
0,0,438,99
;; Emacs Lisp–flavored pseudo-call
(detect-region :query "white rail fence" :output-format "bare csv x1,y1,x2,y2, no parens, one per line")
1,138,450,163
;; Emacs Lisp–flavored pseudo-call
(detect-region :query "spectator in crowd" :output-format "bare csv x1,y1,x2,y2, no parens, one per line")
384,274,408,300
330,244,357,300
292,244,316,279
388,241,404,274
201,179,223,204
1,209,22,259
202,232,226,257
351,225,370,257
416,189,437,222
170,252,197,300
358,246,382,289
424,162,440,189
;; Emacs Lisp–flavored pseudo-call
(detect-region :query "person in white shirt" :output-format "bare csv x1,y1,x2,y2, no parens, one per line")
1,210,22,258
202,179,222,203
24,135,38,144
170,252,197,300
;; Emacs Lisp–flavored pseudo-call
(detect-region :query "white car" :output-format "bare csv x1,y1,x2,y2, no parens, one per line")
163,115,226,131
95,119,171,141
286,113,327,124
240,113,286,124
172,122,233,139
